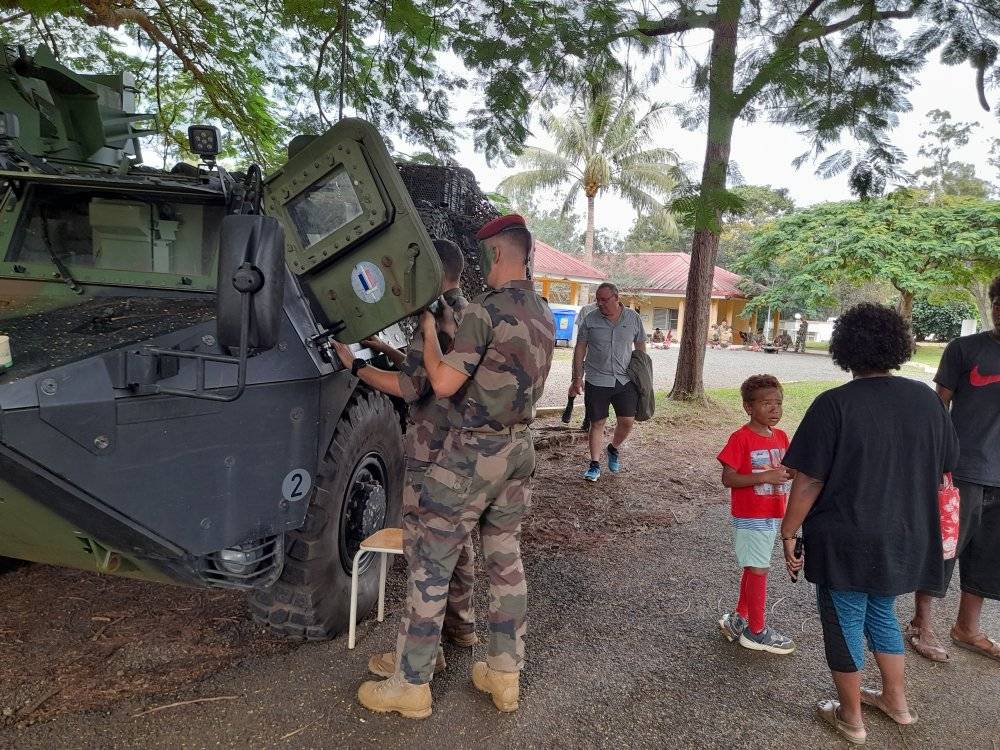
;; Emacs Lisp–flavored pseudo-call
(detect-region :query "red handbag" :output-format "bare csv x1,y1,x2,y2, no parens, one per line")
939,473,960,560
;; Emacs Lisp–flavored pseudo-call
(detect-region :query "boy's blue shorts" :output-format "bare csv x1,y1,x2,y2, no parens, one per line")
816,586,904,672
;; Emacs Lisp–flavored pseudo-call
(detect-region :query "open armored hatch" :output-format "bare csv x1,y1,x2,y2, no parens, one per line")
263,118,443,343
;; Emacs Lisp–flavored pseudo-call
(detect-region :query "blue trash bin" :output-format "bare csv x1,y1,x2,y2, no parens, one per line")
551,309,576,345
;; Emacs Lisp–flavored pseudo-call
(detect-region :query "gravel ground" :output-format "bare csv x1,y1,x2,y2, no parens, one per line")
540,347,935,407
6,461,997,749
539,347,855,407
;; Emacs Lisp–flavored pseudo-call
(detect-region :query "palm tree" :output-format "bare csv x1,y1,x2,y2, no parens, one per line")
498,84,683,263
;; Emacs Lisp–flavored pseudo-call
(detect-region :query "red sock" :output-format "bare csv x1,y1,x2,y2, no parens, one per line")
745,569,768,633
736,568,751,620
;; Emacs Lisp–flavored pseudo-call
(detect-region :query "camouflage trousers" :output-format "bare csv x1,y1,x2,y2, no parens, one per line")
399,462,477,642
397,428,535,684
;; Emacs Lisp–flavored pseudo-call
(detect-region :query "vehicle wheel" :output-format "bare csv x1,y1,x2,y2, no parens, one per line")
249,387,404,640
0,557,27,575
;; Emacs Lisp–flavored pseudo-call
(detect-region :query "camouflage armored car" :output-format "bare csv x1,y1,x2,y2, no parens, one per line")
0,44,493,639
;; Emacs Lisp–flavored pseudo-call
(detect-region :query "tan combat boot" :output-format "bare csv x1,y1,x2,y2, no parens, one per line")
471,662,519,712
357,674,432,719
368,647,447,678
442,628,480,647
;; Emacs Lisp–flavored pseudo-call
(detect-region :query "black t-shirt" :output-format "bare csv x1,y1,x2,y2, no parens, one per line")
934,332,1000,487
783,377,959,596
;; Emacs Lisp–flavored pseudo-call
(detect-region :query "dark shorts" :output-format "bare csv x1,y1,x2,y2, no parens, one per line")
927,481,1000,600
584,380,638,422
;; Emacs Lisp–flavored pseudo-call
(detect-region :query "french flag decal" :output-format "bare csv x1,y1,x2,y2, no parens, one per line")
351,261,385,303
357,266,377,291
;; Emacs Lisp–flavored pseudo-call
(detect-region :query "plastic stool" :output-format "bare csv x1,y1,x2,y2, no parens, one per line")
348,527,403,649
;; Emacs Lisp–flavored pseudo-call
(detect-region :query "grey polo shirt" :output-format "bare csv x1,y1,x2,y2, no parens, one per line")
579,305,645,387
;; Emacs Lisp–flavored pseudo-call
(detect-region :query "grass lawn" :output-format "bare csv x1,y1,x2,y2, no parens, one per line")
909,342,945,369
654,380,840,433
805,339,942,370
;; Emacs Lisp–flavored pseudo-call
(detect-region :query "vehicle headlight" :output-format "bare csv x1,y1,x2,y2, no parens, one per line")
187,125,221,158
215,543,263,575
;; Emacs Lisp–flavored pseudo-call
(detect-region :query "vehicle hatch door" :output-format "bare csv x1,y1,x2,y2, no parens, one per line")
263,118,442,342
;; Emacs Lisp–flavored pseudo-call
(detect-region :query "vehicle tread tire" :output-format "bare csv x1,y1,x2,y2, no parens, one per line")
248,387,403,640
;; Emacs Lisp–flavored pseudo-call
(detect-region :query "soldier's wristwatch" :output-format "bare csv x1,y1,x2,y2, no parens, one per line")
351,358,368,375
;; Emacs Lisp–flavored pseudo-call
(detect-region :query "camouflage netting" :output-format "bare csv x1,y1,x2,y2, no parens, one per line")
0,297,215,383
396,164,498,301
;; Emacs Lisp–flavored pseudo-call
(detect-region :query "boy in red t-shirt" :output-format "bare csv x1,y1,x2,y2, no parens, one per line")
716,374,796,654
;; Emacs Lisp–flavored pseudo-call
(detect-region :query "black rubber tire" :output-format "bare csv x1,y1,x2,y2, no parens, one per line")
248,388,404,640
0,557,27,575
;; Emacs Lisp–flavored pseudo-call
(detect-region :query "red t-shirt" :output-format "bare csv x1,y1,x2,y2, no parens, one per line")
717,425,790,518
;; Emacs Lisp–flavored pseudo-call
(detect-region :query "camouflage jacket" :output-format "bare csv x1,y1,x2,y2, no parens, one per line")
441,279,555,430
397,288,467,465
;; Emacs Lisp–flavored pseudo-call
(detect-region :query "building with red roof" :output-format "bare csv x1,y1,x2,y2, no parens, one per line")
531,239,606,305
606,252,752,340
530,242,756,342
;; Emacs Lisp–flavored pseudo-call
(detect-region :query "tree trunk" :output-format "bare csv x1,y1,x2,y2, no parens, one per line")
670,0,742,402
896,290,914,324
585,193,596,265
970,279,993,331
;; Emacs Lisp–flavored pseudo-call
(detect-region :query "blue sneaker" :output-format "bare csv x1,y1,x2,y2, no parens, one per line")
606,444,621,473
584,461,601,482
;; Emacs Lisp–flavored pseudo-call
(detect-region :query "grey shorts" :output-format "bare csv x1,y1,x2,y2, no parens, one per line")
928,481,1000,600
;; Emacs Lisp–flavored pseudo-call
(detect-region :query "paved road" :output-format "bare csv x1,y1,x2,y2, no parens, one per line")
9,503,997,750
540,347,850,407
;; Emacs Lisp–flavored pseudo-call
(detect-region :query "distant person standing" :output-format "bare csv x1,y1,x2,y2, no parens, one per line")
908,272,1000,664
794,317,809,353
569,282,646,482
719,322,733,349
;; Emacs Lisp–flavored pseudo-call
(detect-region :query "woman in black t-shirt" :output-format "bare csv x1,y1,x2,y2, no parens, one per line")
780,304,959,746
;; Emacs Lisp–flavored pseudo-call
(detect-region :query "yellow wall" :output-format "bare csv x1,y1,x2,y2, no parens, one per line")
535,276,589,305
621,293,751,341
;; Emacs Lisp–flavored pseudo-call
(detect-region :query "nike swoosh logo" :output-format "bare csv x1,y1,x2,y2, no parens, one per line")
970,365,1000,387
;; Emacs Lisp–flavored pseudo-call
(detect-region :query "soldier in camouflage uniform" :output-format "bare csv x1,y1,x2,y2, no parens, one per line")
794,316,809,353
331,239,477,673
358,214,555,719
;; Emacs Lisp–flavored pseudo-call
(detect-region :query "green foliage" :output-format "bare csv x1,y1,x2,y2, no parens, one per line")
1,0,627,168
632,185,793,264
624,211,688,252
513,201,582,252
497,80,684,257
737,191,1000,319
911,297,977,341
915,109,991,198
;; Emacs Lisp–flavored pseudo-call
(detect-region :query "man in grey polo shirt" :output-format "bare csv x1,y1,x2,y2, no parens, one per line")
569,282,646,481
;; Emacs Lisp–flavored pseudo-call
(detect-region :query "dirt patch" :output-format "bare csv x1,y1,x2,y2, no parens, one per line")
0,567,293,729
0,404,738,728
524,409,732,552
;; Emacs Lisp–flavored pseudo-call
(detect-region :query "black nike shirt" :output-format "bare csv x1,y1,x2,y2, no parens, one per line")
934,331,1000,487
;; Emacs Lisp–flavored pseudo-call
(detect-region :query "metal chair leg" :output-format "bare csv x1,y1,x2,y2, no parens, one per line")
377,551,388,622
348,549,363,649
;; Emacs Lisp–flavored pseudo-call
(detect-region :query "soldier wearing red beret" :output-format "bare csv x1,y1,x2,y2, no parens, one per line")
358,215,555,718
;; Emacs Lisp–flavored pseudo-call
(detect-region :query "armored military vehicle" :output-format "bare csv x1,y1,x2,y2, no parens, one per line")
0,44,494,639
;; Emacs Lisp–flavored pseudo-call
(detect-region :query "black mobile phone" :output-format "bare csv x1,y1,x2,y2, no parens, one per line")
561,396,575,423
790,537,804,583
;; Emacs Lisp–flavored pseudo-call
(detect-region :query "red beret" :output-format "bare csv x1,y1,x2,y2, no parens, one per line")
475,213,526,241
